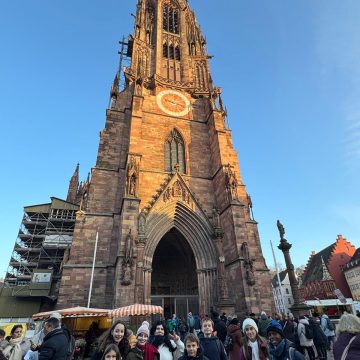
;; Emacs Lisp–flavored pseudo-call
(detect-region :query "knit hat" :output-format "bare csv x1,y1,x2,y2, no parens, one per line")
266,320,284,337
136,321,150,337
242,318,258,334
49,311,62,320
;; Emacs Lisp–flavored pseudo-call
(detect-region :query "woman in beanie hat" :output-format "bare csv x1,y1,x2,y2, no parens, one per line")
267,320,304,360
126,322,159,360
239,318,268,360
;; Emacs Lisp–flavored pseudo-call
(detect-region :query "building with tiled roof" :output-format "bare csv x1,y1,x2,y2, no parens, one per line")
299,235,356,300
344,248,360,300
271,270,295,314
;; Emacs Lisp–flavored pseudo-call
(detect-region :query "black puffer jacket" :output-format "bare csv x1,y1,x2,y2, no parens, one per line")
39,328,69,360
178,348,209,360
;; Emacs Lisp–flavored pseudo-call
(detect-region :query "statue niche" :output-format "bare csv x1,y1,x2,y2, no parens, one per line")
241,242,255,286
224,164,239,201
121,230,134,285
126,155,139,197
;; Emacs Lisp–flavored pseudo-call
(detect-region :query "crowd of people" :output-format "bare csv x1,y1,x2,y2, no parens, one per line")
1,310,360,360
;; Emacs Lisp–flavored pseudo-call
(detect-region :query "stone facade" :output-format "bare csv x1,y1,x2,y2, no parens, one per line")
344,249,360,301
57,0,273,316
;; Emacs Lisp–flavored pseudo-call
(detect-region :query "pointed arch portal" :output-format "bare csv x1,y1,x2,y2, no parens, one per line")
151,228,198,318
143,200,218,317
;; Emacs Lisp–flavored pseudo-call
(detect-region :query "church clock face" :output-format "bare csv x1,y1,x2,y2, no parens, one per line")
156,89,190,117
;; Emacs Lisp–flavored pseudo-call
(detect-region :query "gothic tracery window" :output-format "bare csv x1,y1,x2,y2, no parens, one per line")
163,4,179,34
165,129,186,173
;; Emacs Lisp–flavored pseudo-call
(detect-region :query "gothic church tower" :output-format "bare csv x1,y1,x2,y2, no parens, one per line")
57,0,273,315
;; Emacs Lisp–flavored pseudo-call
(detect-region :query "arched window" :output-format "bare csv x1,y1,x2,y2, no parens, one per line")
175,46,181,60
165,129,186,173
169,45,174,59
163,43,168,57
163,43,181,61
163,5,180,34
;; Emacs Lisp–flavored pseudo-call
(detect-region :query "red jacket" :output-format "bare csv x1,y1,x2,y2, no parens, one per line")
228,325,242,360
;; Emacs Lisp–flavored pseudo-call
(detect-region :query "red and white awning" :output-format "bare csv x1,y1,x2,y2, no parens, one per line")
109,303,163,318
32,306,110,320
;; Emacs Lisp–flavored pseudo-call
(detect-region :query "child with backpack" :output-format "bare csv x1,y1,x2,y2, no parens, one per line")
297,317,315,360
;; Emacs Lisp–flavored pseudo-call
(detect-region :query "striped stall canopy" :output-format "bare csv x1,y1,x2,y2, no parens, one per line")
109,303,163,318
32,307,110,320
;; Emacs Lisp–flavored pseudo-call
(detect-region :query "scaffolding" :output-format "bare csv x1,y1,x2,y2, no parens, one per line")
4,197,79,300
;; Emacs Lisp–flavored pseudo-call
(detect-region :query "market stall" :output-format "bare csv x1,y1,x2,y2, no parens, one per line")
32,306,112,336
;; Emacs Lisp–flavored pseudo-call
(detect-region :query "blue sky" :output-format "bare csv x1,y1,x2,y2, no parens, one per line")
0,0,359,279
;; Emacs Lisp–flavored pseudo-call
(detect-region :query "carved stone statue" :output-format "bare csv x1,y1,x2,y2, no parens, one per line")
212,207,221,228
277,220,285,240
125,230,134,262
241,242,255,286
122,262,132,285
126,156,139,197
129,175,136,196
225,164,239,201
121,230,134,285
247,193,254,220
138,211,146,235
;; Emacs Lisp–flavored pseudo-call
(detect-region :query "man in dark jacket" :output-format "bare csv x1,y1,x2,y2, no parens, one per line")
310,316,327,360
37,317,69,360
258,312,271,337
210,312,227,344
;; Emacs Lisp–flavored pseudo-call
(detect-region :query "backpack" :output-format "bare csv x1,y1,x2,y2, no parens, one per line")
224,334,233,353
304,323,314,340
289,347,295,360
326,317,335,331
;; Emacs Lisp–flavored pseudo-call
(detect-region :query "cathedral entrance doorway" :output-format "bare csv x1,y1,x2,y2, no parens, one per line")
151,228,198,319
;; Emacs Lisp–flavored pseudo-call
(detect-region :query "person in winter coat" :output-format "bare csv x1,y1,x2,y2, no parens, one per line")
333,313,360,360
267,320,304,360
148,321,184,360
178,334,209,360
125,322,159,360
282,314,297,345
92,321,131,360
320,314,335,350
1,325,31,360
227,318,242,360
36,317,69,360
309,316,327,360
198,319,227,360
297,317,315,360
187,314,195,332
239,318,268,360
210,312,227,344
258,312,271,338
